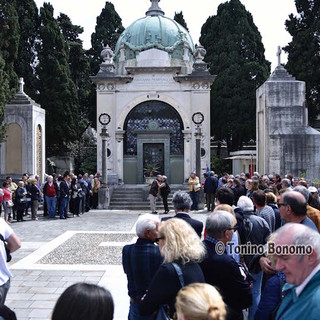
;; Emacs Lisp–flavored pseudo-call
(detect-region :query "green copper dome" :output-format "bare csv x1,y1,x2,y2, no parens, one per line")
114,0,195,62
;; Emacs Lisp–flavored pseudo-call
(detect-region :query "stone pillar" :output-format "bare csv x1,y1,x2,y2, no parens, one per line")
183,130,192,180
195,126,204,209
98,127,110,209
115,130,125,183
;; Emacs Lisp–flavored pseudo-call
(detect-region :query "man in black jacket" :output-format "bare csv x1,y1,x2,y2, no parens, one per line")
59,172,70,219
162,191,203,237
200,211,252,320
204,171,218,211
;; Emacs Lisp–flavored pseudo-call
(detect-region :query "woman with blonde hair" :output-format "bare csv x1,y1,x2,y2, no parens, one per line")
139,218,206,318
176,283,226,320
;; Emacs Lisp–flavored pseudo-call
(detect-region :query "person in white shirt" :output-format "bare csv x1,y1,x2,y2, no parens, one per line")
0,218,21,303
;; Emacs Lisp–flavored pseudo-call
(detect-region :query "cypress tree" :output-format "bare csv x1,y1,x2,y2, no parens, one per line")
15,0,39,100
0,0,19,97
200,0,270,151
58,13,95,173
36,3,78,155
174,11,189,31
284,0,320,120
0,0,19,142
89,1,124,75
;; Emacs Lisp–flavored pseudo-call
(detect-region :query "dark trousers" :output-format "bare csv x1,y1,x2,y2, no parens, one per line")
92,192,98,209
162,195,169,212
17,207,24,221
190,191,199,210
206,193,215,211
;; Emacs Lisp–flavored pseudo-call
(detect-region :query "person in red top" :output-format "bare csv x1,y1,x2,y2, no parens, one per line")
43,176,59,218
2,182,12,223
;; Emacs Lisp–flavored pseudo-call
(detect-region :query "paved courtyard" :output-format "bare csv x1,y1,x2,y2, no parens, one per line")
6,209,208,320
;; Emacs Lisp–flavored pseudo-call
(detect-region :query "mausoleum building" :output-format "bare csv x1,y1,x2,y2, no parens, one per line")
256,51,320,181
0,78,46,182
92,0,214,184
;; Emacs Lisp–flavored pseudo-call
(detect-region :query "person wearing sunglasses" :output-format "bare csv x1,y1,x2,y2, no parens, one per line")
139,219,206,318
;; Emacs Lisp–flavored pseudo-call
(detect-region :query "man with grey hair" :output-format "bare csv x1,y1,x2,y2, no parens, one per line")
236,196,271,320
294,185,320,232
122,214,162,320
200,211,252,319
162,191,203,237
281,178,292,191
272,223,320,319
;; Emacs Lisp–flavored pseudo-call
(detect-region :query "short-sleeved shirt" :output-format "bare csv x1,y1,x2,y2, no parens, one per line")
0,219,13,285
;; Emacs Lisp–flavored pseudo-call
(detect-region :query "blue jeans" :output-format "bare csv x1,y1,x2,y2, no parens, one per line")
128,301,153,320
190,191,199,210
0,279,10,304
248,271,263,320
59,197,69,218
45,196,57,218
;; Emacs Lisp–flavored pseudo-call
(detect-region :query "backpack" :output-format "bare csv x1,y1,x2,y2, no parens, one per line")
239,214,253,245
0,234,11,262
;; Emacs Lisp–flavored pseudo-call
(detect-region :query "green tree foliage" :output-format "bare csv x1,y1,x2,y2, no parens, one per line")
88,1,124,128
284,0,320,120
15,0,39,100
89,1,124,75
0,0,19,97
36,3,78,155
57,13,92,131
0,54,8,142
0,0,19,142
200,0,270,151
174,11,189,31
58,13,96,170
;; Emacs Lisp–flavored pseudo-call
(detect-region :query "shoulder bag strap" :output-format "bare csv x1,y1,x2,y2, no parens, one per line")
172,262,185,288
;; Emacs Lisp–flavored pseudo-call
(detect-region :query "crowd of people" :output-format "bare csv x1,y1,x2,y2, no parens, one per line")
0,172,102,223
0,170,319,319
126,169,320,320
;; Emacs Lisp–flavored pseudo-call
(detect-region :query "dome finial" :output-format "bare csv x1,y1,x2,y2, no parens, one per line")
146,0,164,16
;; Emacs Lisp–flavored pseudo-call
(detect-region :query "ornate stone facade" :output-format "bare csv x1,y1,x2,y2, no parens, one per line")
92,0,214,184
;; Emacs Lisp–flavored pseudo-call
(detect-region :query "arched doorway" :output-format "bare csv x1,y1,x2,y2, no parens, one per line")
123,101,184,184
6,123,22,174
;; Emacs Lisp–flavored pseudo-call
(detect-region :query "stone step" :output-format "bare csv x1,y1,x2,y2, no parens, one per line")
108,184,189,210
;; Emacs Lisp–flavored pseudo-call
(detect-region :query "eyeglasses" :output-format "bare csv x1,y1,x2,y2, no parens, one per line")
224,226,239,232
277,202,287,208
155,237,165,243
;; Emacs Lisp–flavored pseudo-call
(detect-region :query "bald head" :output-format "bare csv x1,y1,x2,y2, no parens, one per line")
282,191,306,216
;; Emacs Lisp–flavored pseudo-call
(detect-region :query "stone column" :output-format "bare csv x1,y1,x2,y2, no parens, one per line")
98,127,110,209
195,126,204,209
115,130,125,183
183,130,192,180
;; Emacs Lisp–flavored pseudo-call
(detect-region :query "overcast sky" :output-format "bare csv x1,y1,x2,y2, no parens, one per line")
34,0,297,70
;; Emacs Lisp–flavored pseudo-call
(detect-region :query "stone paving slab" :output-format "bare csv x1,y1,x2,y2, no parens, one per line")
5,209,209,320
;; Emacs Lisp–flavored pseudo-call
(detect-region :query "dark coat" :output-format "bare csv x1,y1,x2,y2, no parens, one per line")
59,180,70,198
15,187,26,209
149,179,159,197
162,213,203,238
204,176,218,194
200,239,252,319
29,184,41,201
268,203,281,230
159,182,170,197
139,261,205,317
254,272,286,320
